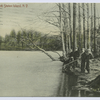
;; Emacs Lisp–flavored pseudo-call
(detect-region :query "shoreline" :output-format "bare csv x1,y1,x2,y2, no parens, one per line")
72,58,100,97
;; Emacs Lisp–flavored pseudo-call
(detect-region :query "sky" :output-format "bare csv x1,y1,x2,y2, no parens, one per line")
0,2,100,37
0,3,59,37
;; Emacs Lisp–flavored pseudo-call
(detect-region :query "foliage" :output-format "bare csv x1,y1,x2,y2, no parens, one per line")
1,28,100,51
0,29,62,51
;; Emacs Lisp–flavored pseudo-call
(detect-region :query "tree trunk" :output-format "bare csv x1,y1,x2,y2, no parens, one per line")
91,4,93,51
33,43,57,61
78,3,81,52
94,3,96,55
21,39,57,61
69,3,72,50
73,3,76,52
59,3,66,58
82,3,86,49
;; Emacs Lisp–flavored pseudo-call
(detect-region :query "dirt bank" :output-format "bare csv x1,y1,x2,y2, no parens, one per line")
72,58,100,97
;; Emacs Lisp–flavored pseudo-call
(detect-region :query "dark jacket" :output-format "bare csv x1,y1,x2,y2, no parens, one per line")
73,50,80,60
81,52,93,63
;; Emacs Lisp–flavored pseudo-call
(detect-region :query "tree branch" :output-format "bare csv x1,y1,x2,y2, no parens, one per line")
20,38,59,61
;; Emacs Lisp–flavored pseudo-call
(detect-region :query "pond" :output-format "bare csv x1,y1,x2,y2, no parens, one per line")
0,51,63,97
0,51,81,97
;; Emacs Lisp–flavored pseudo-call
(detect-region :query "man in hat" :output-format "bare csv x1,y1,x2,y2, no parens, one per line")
81,49,94,73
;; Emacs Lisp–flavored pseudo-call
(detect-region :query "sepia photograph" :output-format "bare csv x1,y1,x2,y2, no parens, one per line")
0,0,100,98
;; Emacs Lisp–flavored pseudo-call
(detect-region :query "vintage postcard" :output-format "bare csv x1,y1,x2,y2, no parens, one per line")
0,1,100,98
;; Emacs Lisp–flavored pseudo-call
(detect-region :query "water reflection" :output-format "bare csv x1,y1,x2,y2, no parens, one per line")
57,72,78,97
58,72,100,97
67,74,78,97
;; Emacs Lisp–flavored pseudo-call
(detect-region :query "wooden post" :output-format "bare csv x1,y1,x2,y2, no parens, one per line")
73,3,76,52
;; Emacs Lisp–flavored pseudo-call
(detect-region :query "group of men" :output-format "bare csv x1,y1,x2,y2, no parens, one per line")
62,48,94,74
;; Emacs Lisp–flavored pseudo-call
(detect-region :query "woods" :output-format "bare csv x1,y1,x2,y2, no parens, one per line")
0,29,62,51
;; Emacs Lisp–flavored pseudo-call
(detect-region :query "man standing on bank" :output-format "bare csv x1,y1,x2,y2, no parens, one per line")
81,49,94,73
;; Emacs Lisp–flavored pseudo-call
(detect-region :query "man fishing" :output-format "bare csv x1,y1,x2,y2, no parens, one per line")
73,48,80,68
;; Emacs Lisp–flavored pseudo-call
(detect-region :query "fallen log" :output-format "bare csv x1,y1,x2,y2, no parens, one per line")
21,38,58,61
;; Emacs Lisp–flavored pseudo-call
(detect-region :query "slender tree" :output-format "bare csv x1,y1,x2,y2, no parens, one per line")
73,3,76,52
91,3,93,50
68,3,72,50
82,3,86,49
59,3,66,57
94,3,96,54
87,3,89,49
78,3,81,52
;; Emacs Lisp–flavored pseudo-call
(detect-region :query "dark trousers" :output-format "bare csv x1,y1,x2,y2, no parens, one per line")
86,61,90,73
74,57,78,67
81,61,90,73
81,61,85,73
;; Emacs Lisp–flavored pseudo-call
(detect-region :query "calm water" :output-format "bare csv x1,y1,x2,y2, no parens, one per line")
0,51,63,97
